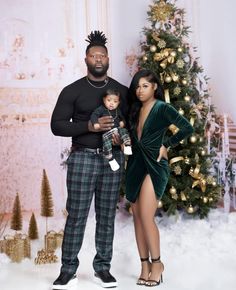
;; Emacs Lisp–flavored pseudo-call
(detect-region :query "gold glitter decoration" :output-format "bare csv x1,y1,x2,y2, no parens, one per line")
176,59,184,68
158,40,166,49
150,0,174,22
174,165,182,175
173,86,181,95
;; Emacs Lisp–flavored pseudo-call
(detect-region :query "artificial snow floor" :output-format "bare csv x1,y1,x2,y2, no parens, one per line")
1,206,236,290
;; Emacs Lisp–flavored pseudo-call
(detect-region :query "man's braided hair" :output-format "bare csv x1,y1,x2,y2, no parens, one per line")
85,30,108,54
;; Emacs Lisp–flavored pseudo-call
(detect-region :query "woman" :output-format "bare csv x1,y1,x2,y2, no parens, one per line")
126,69,194,287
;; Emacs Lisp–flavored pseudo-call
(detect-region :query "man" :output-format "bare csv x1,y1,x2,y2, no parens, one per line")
51,31,128,289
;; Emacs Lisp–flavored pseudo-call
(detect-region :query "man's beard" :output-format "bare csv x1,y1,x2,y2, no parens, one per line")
87,63,109,78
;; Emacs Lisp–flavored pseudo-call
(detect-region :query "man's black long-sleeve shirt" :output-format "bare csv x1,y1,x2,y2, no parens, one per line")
51,76,128,148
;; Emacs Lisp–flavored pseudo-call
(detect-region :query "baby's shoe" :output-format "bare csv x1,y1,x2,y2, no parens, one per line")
109,159,120,171
124,146,132,155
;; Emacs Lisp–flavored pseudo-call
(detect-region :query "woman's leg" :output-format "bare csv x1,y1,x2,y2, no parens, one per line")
131,199,151,283
138,174,164,284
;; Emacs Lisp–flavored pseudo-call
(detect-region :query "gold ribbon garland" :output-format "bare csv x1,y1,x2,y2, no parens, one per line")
164,89,170,103
189,164,206,192
169,156,184,165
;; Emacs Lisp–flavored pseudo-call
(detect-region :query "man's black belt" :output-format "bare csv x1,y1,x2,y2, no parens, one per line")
71,146,121,155
71,146,103,154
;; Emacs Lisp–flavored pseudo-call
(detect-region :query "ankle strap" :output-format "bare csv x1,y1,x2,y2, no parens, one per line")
140,257,149,262
151,256,161,263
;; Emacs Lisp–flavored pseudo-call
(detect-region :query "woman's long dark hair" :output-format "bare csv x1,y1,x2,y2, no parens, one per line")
128,69,165,131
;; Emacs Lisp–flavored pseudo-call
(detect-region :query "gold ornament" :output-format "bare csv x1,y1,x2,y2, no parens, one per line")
168,124,179,135
203,196,208,203
150,45,157,52
157,200,163,208
182,79,188,85
169,186,177,195
142,55,148,62
35,248,58,264
173,165,182,175
184,156,190,164
180,139,184,144
160,61,167,69
180,191,187,201
170,51,177,57
173,86,181,95
189,164,207,192
176,59,184,68
187,205,194,214
165,75,172,83
209,197,213,202
158,40,166,49
212,181,217,187
150,1,174,22
164,89,170,103
171,73,179,82
169,156,184,165
190,135,197,143
178,108,184,115
178,47,183,52
200,149,206,156
184,95,191,102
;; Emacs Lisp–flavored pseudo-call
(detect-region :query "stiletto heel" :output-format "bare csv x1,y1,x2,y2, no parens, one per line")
145,256,164,287
136,257,151,286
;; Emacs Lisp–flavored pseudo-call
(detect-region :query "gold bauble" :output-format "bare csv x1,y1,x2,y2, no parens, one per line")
178,108,184,115
184,95,191,102
178,47,183,52
180,139,184,144
157,200,163,208
170,51,177,57
212,181,217,187
203,196,208,203
182,79,188,85
187,205,194,214
201,149,206,156
169,186,177,195
165,75,172,83
150,45,157,52
142,55,148,62
199,137,204,142
209,197,213,202
190,135,197,143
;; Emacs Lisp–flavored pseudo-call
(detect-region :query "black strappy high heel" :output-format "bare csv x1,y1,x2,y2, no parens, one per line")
136,257,151,286
145,257,164,287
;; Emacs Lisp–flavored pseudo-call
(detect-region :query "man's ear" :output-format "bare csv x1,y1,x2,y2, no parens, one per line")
154,83,158,90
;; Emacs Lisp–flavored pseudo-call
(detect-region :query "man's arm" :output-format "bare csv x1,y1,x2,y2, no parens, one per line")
51,88,89,137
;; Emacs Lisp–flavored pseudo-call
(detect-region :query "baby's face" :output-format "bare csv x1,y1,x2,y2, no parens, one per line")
103,94,120,110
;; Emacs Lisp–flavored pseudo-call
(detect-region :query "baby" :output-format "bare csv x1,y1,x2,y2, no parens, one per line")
90,88,132,171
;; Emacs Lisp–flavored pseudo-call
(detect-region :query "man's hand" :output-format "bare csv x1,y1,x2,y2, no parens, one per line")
88,116,114,132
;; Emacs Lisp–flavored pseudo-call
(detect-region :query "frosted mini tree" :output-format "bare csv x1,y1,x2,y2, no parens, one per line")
10,192,23,231
134,0,221,218
40,169,54,234
28,212,39,240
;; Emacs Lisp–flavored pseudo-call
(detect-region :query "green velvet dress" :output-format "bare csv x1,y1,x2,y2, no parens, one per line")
125,100,194,203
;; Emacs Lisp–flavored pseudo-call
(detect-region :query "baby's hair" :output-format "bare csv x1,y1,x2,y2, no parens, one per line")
103,89,120,99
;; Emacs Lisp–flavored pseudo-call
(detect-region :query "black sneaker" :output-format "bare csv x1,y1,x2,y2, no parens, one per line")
52,272,77,289
94,270,118,288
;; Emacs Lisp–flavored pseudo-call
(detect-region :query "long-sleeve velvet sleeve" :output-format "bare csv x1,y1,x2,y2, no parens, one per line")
162,103,194,148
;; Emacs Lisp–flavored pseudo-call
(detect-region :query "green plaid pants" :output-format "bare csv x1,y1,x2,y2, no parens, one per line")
61,149,124,274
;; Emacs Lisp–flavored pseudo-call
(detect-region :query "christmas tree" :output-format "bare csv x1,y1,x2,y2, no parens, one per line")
40,169,54,234
130,0,221,218
28,212,39,240
10,192,23,231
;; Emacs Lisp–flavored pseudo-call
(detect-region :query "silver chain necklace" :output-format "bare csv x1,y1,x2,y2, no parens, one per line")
86,77,109,88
